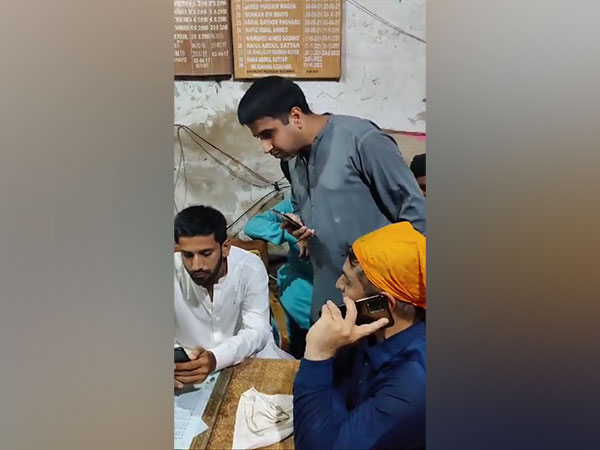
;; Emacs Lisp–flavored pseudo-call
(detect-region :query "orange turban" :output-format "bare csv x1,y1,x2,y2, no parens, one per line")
352,222,426,309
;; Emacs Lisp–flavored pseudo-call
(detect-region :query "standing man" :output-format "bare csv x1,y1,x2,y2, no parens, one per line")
237,76,426,323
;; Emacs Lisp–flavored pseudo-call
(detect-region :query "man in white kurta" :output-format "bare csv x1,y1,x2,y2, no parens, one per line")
174,205,288,388
174,246,286,367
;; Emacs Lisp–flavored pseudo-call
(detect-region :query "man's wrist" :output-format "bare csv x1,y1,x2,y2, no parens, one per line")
206,350,217,373
304,343,335,361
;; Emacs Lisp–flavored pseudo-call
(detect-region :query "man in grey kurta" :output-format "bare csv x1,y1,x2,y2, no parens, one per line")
238,76,426,323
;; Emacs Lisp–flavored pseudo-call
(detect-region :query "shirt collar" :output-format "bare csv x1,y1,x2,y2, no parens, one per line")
364,321,425,371
313,113,333,146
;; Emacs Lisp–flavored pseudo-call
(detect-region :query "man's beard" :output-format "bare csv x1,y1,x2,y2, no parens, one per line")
187,254,224,287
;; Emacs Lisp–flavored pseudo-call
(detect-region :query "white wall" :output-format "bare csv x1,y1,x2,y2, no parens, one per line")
175,0,425,130
174,0,425,232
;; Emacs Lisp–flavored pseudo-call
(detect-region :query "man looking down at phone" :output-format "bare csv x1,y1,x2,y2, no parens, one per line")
293,222,426,450
174,205,289,389
237,76,426,325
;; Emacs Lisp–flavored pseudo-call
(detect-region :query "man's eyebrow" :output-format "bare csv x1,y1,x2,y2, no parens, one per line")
256,129,273,138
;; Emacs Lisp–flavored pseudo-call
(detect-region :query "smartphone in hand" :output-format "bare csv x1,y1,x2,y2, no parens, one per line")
174,347,190,363
322,294,395,328
273,210,303,231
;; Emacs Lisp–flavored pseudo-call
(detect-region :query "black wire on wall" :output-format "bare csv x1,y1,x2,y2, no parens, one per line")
174,124,290,228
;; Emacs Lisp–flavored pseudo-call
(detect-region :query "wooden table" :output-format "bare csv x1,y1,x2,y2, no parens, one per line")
191,358,300,450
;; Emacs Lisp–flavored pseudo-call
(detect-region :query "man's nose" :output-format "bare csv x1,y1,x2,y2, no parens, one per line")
261,139,273,153
335,276,343,291
191,256,206,271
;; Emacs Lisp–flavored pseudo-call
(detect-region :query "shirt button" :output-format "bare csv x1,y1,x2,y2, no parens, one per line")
364,362,368,366
359,380,363,384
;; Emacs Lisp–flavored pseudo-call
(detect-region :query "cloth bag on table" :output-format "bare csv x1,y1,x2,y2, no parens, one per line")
232,387,293,449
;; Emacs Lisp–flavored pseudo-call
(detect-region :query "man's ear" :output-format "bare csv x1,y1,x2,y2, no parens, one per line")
289,106,303,128
380,291,397,312
222,239,232,258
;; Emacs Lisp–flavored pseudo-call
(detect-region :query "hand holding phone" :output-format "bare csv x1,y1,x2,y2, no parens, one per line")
274,210,315,242
273,210,303,231
322,294,394,328
174,347,217,387
305,296,392,361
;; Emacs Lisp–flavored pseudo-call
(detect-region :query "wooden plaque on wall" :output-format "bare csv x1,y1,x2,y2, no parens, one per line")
230,0,342,79
174,0,233,77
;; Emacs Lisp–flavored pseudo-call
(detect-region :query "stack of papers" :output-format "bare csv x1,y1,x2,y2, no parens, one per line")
174,373,220,450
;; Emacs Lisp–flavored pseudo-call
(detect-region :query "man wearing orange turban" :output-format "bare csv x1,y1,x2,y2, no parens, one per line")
293,222,426,450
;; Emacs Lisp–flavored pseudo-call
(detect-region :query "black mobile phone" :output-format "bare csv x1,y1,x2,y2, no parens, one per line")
331,294,394,328
273,210,303,231
174,347,190,363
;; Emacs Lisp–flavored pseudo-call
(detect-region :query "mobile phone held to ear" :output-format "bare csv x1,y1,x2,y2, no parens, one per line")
322,294,394,328
174,347,190,363
273,210,303,231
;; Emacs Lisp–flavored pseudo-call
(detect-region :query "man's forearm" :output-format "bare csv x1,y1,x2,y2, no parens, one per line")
208,326,267,370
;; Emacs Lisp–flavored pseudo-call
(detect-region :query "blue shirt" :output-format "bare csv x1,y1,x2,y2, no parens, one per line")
293,321,426,450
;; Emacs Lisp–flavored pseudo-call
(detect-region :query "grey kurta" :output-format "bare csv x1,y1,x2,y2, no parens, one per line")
289,114,426,323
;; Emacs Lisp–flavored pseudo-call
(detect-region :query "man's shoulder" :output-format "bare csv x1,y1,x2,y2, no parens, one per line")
382,345,426,393
174,252,184,274
229,246,266,274
330,114,381,137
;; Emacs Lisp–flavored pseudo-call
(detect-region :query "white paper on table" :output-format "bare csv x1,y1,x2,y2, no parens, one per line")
174,372,220,450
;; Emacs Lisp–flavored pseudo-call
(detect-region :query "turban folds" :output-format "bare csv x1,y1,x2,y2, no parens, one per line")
352,222,426,309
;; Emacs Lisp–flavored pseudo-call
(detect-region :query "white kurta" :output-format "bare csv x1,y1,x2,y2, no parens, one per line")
175,246,290,370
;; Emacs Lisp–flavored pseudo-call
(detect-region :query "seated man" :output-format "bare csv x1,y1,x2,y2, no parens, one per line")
293,222,426,449
244,198,313,358
174,205,289,388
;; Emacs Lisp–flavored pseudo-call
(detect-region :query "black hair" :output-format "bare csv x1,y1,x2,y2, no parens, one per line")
410,153,426,178
237,76,313,126
174,205,227,245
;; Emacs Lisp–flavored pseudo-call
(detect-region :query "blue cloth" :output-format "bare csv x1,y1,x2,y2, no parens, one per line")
244,199,313,330
293,321,426,450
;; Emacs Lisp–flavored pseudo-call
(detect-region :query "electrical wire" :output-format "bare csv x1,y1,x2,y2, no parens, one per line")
175,124,286,189
176,125,272,188
174,126,189,213
174,124,291,229
227,186,289,231
346,0,426,44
